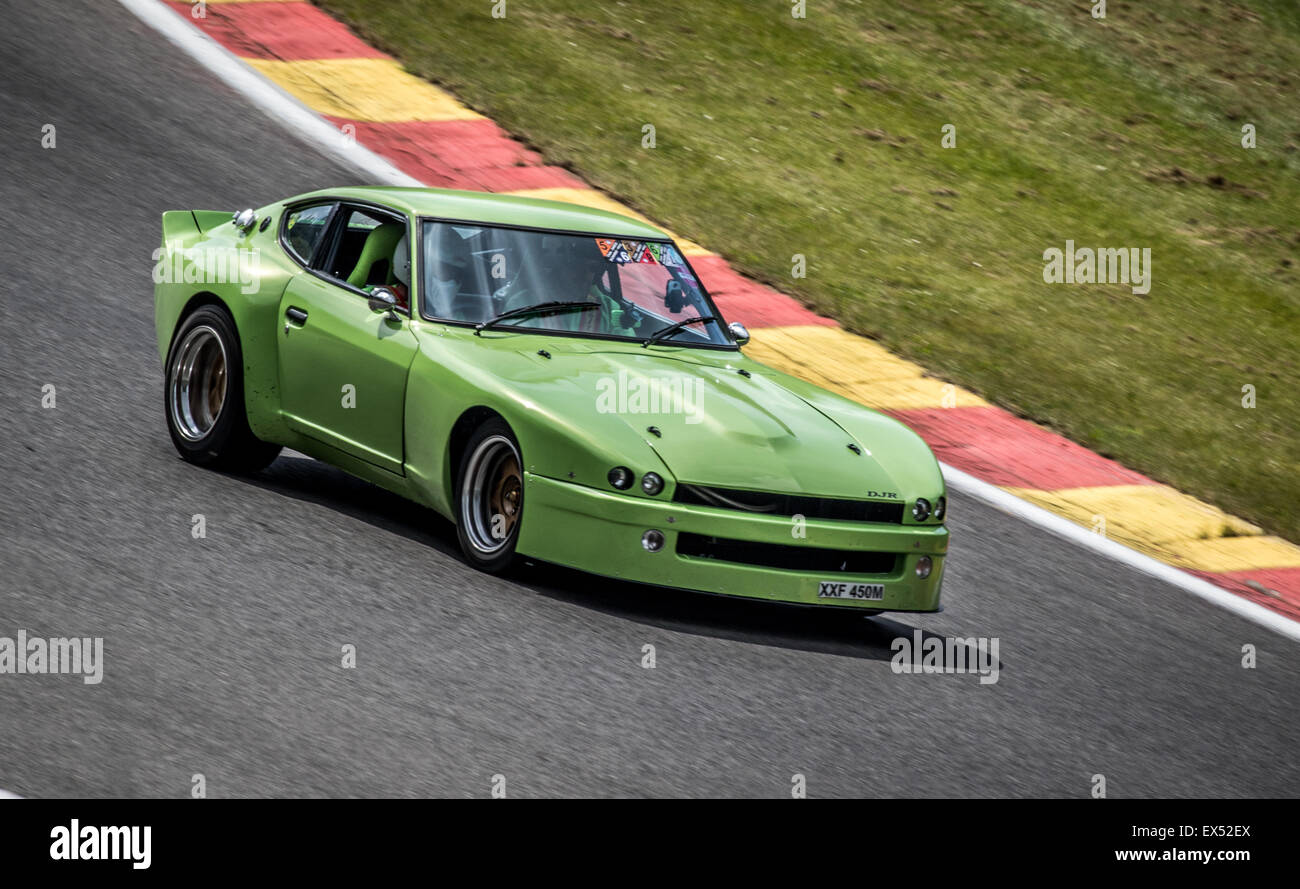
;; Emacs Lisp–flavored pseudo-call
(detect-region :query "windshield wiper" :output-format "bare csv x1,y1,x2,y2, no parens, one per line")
643,314,717,347
475,301,600,335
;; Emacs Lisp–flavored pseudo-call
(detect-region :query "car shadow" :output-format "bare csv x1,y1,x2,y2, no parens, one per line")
239,453,961,663
246,451,465,560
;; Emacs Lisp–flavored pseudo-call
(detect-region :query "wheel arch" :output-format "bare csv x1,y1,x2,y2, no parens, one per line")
446,405,510,507
166,290,288,446
170,291,232,343
160,296,282,472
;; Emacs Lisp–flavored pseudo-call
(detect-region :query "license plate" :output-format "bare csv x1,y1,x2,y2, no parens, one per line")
817,581,884,601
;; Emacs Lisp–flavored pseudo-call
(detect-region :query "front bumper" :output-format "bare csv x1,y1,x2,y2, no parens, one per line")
517,473,946,611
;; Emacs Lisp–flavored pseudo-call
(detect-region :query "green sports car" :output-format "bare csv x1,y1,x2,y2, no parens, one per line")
154,186,948,612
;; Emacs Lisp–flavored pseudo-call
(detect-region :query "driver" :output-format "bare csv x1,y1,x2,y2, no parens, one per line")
425,227,475,319
504,239,639,335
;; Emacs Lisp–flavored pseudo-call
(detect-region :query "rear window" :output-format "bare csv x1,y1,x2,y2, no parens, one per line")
283,203,334,265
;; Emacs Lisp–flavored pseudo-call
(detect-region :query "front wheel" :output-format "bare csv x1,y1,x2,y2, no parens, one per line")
164,305,280,472
455,418,524,574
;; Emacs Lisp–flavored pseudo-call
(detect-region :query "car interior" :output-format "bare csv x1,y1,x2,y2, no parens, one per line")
305,205,411,310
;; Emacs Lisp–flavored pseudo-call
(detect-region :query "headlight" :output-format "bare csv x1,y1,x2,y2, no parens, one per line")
912,498,931,521
916,555,933,578
642,529,665,552
608,466,634,490
934,496,946,521
641,472,664,496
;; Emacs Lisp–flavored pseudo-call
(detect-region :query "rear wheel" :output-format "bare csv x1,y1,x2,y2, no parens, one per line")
455,418,524,574
164,305,280,472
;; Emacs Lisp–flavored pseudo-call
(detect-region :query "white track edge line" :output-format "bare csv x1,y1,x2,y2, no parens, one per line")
115,0,423,188
118,0,1300,644
942,464,1300,642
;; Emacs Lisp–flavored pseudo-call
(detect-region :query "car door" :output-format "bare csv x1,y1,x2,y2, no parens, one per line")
277,201,419,476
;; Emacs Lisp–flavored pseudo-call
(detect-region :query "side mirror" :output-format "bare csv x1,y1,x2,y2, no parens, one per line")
368,287,400,320
728,321,750,346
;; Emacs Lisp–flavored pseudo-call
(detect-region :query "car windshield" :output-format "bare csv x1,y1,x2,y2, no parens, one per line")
420,221,731,346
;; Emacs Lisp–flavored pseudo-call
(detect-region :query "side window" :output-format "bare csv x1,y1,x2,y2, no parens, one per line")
323,206,410,308
326,209,386,281
283,203,335,266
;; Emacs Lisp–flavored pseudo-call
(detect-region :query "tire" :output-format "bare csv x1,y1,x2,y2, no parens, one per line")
164,304,281,472
455,418,524,574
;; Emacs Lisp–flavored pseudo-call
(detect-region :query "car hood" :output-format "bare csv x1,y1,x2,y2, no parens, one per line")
546,346,917,500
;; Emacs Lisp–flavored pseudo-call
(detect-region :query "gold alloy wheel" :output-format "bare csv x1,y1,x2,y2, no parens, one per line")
461,433,524,554
168,325,229,442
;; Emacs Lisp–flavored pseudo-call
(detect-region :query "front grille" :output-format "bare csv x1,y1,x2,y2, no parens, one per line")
673,484,904,524
676,533,898,574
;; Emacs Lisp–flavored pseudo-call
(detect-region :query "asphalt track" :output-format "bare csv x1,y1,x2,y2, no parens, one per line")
1,0,1297,798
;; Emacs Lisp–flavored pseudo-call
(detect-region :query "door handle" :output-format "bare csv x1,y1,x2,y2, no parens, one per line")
285,306,309,325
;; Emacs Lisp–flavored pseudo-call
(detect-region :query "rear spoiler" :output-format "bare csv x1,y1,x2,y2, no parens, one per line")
160,210,236,244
